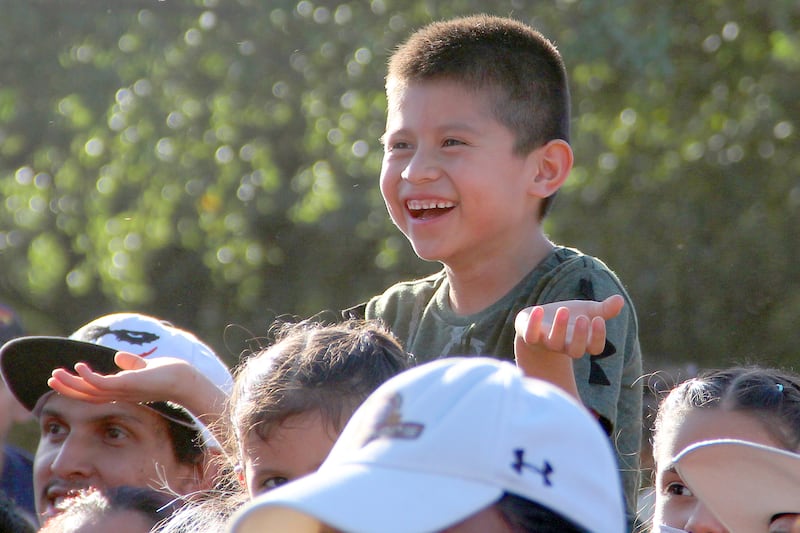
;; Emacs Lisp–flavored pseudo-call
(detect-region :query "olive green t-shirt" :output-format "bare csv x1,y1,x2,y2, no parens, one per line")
360,246,643,529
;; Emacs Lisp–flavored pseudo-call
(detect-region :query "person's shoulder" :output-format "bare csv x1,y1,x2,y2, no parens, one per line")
362,270,446,320
371,270,445,302
548,246,626,283
542,246,637,316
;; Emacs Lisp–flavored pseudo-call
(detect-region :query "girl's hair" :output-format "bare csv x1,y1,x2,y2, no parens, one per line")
653,366,800,455
227,318,411,455
152,489,247,533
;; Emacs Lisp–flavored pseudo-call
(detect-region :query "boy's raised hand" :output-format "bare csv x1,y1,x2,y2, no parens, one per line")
513,294,624,399
515,294,624,359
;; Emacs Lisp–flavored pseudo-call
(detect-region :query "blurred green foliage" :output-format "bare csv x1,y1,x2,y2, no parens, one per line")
1,0,798,377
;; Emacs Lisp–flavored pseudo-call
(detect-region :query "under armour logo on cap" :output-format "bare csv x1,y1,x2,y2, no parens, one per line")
511,448,554,486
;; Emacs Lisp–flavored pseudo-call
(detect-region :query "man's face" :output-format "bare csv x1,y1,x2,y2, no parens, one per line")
33,394,198,523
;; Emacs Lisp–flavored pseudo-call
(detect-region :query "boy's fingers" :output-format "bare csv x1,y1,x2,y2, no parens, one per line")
546,307,570,352
586,317,607,355
600,294,624,319
565,315,590,358
515,306,544,344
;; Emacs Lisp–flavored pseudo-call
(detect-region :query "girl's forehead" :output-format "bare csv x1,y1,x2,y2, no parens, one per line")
655,408,781,468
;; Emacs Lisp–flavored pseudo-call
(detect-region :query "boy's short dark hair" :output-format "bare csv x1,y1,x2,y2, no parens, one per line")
387,14,570,218
229,319,411,447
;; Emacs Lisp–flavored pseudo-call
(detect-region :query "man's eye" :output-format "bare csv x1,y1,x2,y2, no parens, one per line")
43,421,67,438
104,426,129,441
665,482,694,497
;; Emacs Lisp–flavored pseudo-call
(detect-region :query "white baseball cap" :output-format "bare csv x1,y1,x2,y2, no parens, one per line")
227,356,625,533
674,439,800,533
0,312,233,446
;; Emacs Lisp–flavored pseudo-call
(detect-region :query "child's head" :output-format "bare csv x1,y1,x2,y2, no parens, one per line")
386,15,570,220
674,439,800,533
228,357,624,533
228,319,410,498
651,366,800,531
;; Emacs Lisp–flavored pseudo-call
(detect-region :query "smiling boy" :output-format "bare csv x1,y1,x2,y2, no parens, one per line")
350,15,643,529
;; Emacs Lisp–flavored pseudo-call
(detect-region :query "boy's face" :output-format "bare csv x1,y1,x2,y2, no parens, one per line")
33,394,198,524
241,410,338,498
653,408,780,531
381,79,542,270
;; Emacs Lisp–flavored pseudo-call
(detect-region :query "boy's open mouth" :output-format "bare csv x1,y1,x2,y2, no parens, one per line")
406,199,456,220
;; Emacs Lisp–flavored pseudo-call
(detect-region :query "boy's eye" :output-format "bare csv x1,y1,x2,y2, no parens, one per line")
442,138,465,147
386,141,411,151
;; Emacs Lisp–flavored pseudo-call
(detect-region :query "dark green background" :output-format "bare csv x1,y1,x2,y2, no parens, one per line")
3,0,799,454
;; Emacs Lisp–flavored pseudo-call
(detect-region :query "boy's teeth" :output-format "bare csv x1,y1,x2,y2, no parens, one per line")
407,200,455,209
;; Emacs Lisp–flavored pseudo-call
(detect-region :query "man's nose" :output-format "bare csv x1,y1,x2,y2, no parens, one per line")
48,434,95,480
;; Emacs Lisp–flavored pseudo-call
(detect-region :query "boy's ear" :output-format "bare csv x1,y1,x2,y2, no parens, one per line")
526,139,573,198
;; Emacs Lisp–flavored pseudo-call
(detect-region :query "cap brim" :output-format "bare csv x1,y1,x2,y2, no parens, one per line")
675,439,800,533
229,462,502,533
0,336,119,411
0,336,195,428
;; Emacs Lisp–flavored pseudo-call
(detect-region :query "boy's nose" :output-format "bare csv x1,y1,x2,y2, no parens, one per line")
401,149,441,183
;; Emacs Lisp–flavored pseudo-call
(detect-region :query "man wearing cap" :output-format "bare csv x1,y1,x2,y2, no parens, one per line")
0,312,233,526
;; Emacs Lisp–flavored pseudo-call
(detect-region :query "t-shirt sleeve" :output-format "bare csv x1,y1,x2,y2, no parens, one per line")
536,257,641,434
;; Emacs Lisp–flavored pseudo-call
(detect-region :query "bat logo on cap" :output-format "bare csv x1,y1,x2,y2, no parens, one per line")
360,393,424,447
82,325,160,354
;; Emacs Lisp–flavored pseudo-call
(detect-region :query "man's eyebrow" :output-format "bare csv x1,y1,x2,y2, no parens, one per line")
39,406,152,427
93,412,151,427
